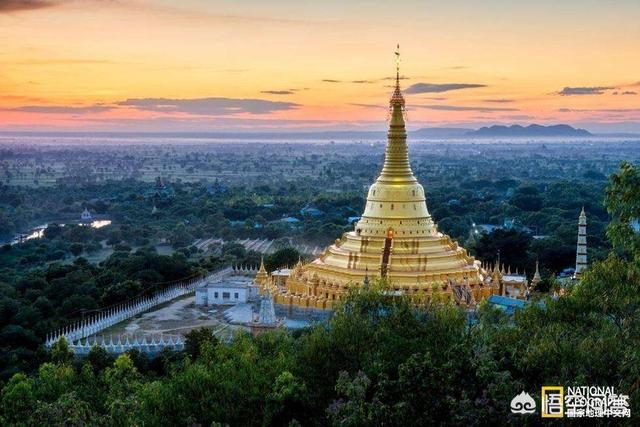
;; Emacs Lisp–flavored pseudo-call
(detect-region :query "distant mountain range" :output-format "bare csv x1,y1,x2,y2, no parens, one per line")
465,124,592,137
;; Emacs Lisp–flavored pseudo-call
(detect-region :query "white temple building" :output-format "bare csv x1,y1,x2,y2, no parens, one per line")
195,266,259,306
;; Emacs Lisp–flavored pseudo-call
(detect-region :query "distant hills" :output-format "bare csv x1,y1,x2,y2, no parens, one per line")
466,124,592,137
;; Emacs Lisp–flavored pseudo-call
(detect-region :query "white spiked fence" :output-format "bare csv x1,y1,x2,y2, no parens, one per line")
68,334,185,355
46,267,234,348
231,264,259,274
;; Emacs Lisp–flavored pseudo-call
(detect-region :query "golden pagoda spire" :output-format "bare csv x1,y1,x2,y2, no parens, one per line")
532,259,541,286
377,44,416,185
255,256,269,288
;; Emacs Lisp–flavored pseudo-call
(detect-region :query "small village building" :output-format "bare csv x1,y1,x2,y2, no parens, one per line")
80,207,92,222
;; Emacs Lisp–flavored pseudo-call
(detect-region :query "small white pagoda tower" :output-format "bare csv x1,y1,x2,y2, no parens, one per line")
574,207,587,279
249,288,283,336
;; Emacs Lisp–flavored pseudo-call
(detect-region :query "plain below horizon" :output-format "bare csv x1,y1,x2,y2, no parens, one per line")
1,124,639,140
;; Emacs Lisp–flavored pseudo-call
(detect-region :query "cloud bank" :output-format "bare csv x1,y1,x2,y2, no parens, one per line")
558,86,614,96
6,104,113,114
412,104,518,112
117,97,299,115
405,83,486,94
483,98,515,103
260,90,295,95
0,0,55,12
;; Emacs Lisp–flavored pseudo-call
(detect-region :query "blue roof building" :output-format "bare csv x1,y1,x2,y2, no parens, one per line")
487,295,526,315
300,206,323,217
281,217,301,224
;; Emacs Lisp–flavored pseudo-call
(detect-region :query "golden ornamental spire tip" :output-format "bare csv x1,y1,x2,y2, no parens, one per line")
395,43,400,87
390,44,405,109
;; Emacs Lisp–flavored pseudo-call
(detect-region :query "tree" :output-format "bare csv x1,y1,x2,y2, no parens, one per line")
605,161,640,259
266,247,301,271
43,224,63,240
37,362,76,402
86,346,114,373
0,373,36,424
221,242,246,259
101,280,143,306
104,353,141,423
31,392,99,427
169,223,193,248
264,371,308,426
510,185,543,211
184,327,219,360
326,371,373,427
50,336,74,365
472,229,531,271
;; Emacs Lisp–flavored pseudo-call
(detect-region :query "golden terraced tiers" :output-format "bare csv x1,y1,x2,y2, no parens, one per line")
266,49,497,309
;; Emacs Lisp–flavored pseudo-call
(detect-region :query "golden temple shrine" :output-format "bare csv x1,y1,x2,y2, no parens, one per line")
257,49,527,310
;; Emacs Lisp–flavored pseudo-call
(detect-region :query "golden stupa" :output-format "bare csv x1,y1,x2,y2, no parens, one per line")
262,48,499,309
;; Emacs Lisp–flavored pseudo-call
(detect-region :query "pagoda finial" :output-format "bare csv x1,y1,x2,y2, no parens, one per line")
395,43,401,88
390,44,405,110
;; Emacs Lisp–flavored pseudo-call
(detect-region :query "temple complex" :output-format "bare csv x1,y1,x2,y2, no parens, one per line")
256,49,511,309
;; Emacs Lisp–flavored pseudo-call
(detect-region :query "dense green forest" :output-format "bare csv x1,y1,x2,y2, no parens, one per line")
0,171,610,270
0,162,638,425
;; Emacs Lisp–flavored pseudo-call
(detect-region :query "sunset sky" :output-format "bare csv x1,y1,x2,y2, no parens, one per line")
1,0,639,132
